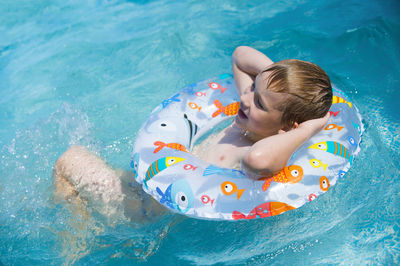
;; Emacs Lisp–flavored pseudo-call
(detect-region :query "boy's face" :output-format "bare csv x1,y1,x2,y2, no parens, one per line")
235,71,287,139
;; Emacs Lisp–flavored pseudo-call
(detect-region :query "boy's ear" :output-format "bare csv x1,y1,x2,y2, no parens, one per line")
279,122,299,134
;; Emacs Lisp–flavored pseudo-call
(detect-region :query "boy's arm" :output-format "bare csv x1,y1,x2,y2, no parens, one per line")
232,46,274,96
242,113,331,179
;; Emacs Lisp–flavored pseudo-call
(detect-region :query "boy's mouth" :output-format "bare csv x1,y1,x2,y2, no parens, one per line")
238,108,248,120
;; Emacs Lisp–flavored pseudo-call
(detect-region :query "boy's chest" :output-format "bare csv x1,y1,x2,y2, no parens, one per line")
192,125,252,169
205,142,249,169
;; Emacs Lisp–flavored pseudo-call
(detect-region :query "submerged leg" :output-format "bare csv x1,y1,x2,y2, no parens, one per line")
118,170,167,222
53,145,124,209
53,145,166,223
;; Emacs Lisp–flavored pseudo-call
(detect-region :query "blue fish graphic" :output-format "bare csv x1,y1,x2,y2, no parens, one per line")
162,93,181,108
352,122,361,135
130,152,140,177
338,170,346,180
203,164,245,178
156,179,194,213
347,136,358,149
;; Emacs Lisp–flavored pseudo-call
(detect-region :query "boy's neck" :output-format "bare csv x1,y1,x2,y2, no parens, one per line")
230,122,276,143
243,130,264,143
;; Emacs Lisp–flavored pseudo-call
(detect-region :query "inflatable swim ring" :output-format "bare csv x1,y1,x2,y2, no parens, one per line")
131,74,364,220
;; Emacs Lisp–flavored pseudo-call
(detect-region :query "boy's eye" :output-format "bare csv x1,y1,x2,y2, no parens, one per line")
255,95,265,110
257,98,262,108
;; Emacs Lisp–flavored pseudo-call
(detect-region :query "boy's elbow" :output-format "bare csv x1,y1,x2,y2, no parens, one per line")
232,46,252,61
242,150,275,176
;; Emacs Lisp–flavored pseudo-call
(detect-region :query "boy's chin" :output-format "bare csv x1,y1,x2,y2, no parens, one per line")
234,116,247,129
234,117,252,133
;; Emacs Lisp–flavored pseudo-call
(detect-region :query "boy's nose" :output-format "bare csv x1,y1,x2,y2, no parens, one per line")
240,91,251,109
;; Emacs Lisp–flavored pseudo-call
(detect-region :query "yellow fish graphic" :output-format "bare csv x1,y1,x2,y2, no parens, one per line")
309,141,353,161
145,157,186,188
310,158,328,171
332,96,352,108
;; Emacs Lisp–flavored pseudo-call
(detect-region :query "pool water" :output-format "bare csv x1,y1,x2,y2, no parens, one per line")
1,0,399,264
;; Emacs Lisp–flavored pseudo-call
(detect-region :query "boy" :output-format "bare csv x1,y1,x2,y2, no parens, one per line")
193,46,331,177
53,46,331,219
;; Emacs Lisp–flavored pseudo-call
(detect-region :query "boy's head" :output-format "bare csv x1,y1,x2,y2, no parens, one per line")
236,59,332,138
263,59,332,129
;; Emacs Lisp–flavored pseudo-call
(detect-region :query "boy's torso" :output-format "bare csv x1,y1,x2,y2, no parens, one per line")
191,123,252,169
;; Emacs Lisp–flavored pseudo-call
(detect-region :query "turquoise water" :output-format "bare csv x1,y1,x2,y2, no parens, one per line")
1,0,399,264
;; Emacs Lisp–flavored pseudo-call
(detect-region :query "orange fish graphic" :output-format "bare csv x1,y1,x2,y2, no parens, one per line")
212,100,240,118
260,165,304,191
232,201,295,220
319,176,330,191
221,181,245,200
153,141,188,154
324,123,344,131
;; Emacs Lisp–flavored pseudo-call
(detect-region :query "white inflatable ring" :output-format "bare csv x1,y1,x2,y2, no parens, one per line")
131,74,363,220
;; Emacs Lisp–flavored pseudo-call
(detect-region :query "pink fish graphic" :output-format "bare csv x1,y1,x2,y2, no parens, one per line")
208,82,227,94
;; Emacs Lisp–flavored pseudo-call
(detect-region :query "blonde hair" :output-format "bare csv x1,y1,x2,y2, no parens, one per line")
262,59,332,129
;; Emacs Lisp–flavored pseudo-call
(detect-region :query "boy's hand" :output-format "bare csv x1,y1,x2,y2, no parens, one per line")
298,112,331,137
232,46,274,96
242,112,330,176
